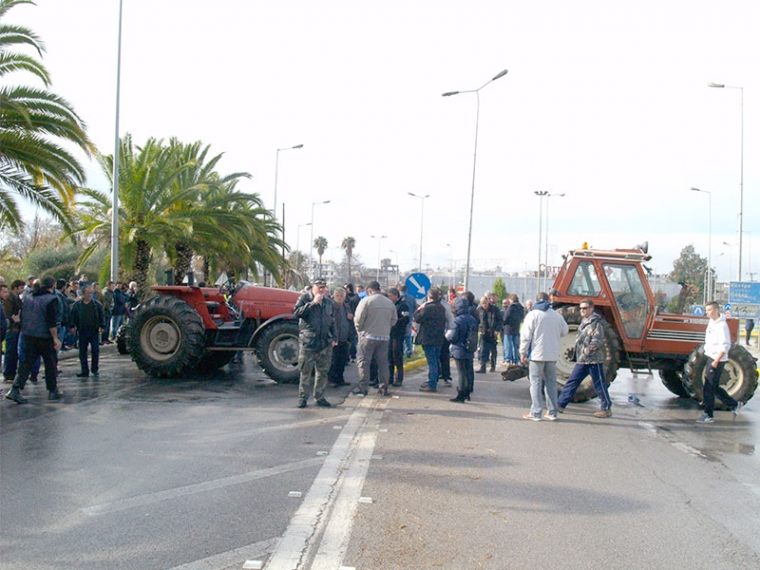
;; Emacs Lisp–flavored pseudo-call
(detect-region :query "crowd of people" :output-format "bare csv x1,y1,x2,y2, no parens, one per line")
1,274,140,403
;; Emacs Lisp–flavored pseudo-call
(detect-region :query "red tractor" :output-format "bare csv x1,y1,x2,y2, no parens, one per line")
549,244,758,406
125,278,301,382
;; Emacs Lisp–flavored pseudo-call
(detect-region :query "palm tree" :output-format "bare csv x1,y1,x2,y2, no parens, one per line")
0,0,95,233
314,236,328,278
341,236,356,282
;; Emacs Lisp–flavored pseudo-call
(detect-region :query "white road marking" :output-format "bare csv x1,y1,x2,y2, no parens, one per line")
81,458,323,516
265,397,387,570
164,538,278,570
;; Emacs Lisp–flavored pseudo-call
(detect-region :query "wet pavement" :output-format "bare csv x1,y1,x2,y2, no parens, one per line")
1,346,759,570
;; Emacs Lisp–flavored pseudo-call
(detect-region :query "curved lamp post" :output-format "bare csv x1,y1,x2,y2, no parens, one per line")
691,187,712,302
708,82,743,280
408,192,430,271
442,69,509,291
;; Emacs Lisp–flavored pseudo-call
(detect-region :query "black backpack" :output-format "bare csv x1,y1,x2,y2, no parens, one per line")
465,322,479,353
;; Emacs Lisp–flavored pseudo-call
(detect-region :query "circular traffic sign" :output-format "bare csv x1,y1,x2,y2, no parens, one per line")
405,273,431,300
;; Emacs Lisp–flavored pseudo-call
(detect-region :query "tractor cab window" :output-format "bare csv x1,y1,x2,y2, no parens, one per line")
569,261,601,297
604,263,649,339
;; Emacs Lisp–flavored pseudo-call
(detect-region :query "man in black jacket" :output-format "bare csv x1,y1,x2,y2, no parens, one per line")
387,288,410,387
293,279,336,408
5,276,63,403
70,285,105,378
502,294,525,365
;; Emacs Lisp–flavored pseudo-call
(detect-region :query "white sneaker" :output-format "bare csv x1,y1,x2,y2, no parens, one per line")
543,413,558,421
696,413,714,424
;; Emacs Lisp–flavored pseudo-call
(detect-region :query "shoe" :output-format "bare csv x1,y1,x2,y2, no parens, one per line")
443,379,452,387
543,413,558,421
29,376,38,384
392,381,402,387
696,412,714,424
489,365,496,373
450,391,466,403
92,371,99,377
327,382,340,388
594,409,612,418
733,402,743,418
523,413,542,421
351,387,368,396
419,385,436,393
378,386,388,396
297,399,307,408
76,372,89,378
5,387,28,404
316,397,332,407
476,365,486,374
557,406,565,413
48,389,64,401
369,382,379,389
3,376,14,383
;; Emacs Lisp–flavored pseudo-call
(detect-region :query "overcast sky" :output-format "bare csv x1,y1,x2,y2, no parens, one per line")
11,0,760,282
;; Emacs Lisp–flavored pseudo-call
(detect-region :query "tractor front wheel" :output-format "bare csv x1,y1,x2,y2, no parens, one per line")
255,320,300,384
658,369,690,398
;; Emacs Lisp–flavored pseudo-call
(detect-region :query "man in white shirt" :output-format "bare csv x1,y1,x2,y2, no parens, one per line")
519,292,569,421
696,301,742,424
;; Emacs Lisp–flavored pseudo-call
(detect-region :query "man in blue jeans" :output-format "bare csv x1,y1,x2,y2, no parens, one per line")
70,285,105,378
557,299,613,418
414,287,447,392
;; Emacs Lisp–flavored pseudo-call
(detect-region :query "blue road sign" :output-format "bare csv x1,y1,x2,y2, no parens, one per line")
692,305,705,316
405,273,431,300
729,282,760,304
725,303,731,312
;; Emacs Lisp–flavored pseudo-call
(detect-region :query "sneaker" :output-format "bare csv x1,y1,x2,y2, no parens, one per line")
696,413,714,424
733,402,743,418
297,399,307,408
557,405,565,414
29,376,38,384
419,385,436,393
523,412,542,421
351,387,368,396
443,379,452,387
315,398,332,408
593,409,612,418
543,413,558,421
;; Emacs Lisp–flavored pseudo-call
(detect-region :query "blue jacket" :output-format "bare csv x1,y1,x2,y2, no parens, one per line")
447,298,478,359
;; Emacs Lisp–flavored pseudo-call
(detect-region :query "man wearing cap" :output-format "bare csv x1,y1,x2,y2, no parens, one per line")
549,288,561,309
293,279,336,408
5,276,63,404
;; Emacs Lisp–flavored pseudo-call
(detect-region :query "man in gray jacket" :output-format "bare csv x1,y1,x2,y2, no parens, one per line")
519,292,569,421
353,281,397,396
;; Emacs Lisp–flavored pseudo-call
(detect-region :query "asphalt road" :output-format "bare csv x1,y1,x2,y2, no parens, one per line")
1,347,759,570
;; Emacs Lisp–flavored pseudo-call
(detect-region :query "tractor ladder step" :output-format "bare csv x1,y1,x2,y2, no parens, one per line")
626,355,653,377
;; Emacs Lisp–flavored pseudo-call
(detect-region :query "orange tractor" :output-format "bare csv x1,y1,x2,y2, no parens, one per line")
549,244,758,406
125,278,301,382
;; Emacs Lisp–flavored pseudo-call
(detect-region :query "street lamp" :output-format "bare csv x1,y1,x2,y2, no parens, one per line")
273,144,304,223
443,68,509,291
309,200,330,281
110,0,124,282
723,241,734,282
691,187,713,302
708,82,743,280
371,234,387,281
296,222,311,273
446,243,454,289
543,192,565,292
408,192,430,271
534,191,548,296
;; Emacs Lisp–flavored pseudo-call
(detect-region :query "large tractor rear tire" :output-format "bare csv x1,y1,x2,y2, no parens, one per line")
555,305,621,402
115,324,129,355
127,296,206,378
659,369,690,398
682,344,758,408
255,320,300,384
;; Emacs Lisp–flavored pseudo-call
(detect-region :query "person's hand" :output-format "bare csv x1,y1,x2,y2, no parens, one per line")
314,293,324,304
346,313,353,320
520,355,528,365
53,339,62,351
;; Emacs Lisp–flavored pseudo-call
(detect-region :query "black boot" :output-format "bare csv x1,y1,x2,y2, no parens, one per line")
489,363,496,372
450,390,466,403
5,386,28,404
476,364,486,374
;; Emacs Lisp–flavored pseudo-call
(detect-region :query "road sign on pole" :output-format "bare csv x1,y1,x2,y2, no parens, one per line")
405,273,431,300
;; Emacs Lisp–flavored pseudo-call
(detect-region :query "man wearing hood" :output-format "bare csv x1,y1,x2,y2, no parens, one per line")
519,292,569,420
556,298,612,418
695,301,742,423
446,296,479,402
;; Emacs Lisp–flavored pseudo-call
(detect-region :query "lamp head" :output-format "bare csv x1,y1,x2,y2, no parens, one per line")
708,82,725,88
442,91,459,97
492,69,509,81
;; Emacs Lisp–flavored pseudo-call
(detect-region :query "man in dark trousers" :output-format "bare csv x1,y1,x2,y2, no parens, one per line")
387,287,410,387
2,280,24,382
5,276,63,403
70,284,105,378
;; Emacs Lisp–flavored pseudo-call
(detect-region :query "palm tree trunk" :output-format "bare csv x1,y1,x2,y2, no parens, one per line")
174,242,194,285
131,238,153,299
